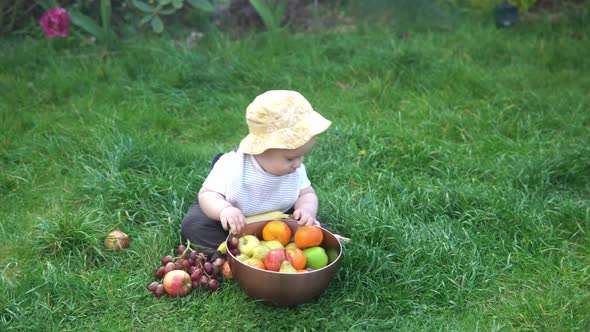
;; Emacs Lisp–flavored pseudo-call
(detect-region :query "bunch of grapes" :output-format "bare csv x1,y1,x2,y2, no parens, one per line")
147,243,221,298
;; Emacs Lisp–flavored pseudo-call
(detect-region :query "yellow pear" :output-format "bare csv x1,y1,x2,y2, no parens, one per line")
279,260,297,273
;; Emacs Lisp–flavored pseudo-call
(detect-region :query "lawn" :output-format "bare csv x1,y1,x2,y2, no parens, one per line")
1,10,589,331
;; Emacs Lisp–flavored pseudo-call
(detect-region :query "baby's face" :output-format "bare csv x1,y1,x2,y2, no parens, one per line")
255,137,317,176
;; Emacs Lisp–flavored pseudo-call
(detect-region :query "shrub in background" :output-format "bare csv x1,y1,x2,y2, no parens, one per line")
248,0,287,31
34,0,117,47
0,0,25,34
130,0,214,34
4,0,217,41
215,0,311,35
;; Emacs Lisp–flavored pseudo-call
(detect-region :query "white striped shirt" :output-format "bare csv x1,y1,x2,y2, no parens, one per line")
202,149,311,216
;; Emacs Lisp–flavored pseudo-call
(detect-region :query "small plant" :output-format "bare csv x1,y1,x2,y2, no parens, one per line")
35,209,103,259
35,0,116,47
249,0,287,31
131,0,214,33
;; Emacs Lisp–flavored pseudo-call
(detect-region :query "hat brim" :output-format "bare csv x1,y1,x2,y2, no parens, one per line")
239,111,331,155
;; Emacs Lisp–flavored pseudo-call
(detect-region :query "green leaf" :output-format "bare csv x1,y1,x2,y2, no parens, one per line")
249,0,277,31
349,139,358,151
158,0,171,5
100,0,112,43
172,0,183,9
159,8,177,15
32,0,59,10
132,0,155,13
274,0,287,25
186,0,213,12
151,15,164,33
139,14,152,27
69,10,104,40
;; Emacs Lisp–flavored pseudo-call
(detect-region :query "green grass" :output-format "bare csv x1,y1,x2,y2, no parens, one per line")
1,14,590,330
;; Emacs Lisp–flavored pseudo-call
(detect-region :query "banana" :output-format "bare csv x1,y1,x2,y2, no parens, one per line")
245,211,291,223
216,241,227,255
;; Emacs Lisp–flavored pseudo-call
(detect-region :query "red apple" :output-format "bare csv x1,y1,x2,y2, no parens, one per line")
104,230,129,251
264,249,293,272
162,270,192,297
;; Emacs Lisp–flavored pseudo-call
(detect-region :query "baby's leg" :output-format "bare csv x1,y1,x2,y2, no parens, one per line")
181,202,228,262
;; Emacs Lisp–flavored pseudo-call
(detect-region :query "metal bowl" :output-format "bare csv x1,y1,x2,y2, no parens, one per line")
226,220,342,306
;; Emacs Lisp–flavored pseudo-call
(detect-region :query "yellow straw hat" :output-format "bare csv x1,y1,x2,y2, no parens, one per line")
239,90,331,155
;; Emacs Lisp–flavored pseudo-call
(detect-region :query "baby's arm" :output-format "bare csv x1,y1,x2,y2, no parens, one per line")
293,186,320,226
198,187,246,233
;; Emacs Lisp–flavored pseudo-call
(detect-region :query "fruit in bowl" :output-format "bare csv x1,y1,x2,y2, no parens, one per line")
238,235,261,257
263,248,290,272
262,220,292,246
226,220,342,306
302,246,328,270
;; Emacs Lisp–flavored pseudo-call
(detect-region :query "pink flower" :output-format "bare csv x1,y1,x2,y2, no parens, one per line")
39,7,70,38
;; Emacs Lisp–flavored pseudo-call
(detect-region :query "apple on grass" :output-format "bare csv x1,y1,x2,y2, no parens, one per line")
238,235,261,257
221,261,232,279
162,270,192,297
104,230,129,251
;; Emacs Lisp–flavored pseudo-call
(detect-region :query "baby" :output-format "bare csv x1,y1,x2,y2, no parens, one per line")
180,90,331,265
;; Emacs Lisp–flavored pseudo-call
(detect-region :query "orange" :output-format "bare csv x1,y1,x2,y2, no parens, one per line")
262,220,292,246
294,226,323,249
286,247,306,270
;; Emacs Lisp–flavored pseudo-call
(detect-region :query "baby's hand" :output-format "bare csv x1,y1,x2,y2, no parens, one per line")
220,206,246,233
293,208,319,227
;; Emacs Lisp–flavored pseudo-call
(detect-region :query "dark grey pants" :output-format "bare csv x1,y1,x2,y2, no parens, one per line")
180,151,231,260
180,201,228,260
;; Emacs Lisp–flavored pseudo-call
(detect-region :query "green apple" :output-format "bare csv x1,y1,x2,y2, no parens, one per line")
327,248,339,264
252,244,271,261
264,240,285,250
303,246,328,270
238,235,261,257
